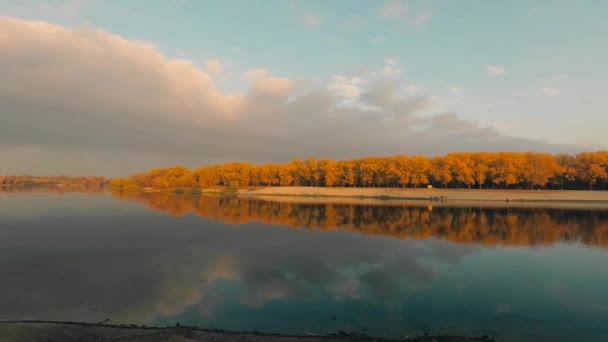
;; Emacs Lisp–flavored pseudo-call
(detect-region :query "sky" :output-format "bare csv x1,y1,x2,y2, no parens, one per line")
0,0,606,176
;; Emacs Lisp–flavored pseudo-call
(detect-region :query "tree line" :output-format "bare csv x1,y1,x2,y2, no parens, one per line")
114,192,608,247
0,175,107,190
110,151,608,191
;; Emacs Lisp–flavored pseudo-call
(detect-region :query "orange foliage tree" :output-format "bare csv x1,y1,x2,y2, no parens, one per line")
110,151,608,191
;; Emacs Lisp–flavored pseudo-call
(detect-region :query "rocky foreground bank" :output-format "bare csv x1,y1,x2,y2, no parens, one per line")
0,321,496,342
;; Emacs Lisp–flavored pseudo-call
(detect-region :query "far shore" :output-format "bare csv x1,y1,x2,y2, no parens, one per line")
8,184,608,206
237,186,608,203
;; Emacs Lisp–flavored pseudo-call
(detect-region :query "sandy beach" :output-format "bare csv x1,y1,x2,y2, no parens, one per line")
238,187,608,203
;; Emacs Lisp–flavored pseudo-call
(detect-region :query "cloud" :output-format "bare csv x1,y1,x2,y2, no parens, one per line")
379,1,405,17
205,59,224,76
450,86,463,95
378,1,433,28
287,2,323,28
0,17,575,176
0,197,478,324
329,75,364,99
303,13,323,27
493,303,513,314
540,87,559,97
242,68,269,80
383,58,403,79
251,76,295,97
485,66,506,76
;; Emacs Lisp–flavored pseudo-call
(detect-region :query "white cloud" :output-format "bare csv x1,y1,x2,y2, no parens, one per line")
205,59,221,72
485,66,506,76
378,1,433,28
383,58,403,79
0,17,572,176
329,75,364,98
379,1,405,17
205,59,224,76
540,87,559,97
242,69,269,80
450,86,463,95
406,84,422,94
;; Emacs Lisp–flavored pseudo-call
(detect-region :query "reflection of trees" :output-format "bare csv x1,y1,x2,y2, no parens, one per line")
113,192,608,247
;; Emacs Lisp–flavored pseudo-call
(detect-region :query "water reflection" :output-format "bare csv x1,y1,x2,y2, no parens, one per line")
1,192,607,341
113,192,608,247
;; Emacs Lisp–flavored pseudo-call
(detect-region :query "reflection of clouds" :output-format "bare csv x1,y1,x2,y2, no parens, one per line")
543,280,608,315
4,194,608,340
240,276,294,307
154,251,240,317
0,193,478,327
204,252,240,282
450,283,470,293
493,304,513,314
328,276,361,301
545,281,568,293
220,232,474,316
157,287,203,316
424,239,479,264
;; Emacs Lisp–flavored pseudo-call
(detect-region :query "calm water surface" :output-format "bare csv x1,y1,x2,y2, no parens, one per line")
1,191,608,341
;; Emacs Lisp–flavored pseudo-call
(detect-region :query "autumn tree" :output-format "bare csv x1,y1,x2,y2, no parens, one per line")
305,157,320,186
165,166,195,188
393,155,410,188
319,158,340,187
431,156,452,188
409,155,431,188
470,152,492,189
491,152,524,189
113,150,608,191
194,164,222,188
109,178,139,191
221,162,252,188
575,152,608,190
555,154,576,190
383,157,402,187
522,152,560,189
278,162,297,186
450,153,475,189
250,165,263,186
338,160,356,187
358,157,382,187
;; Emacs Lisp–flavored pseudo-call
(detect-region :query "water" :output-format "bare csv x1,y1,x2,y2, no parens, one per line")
1,191,607,341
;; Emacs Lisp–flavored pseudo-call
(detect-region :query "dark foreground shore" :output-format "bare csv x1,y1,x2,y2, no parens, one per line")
0,321,496,342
